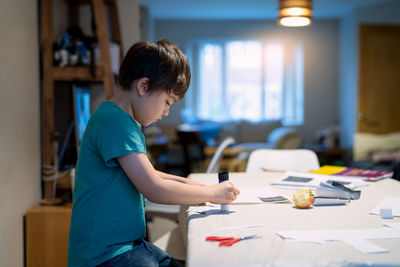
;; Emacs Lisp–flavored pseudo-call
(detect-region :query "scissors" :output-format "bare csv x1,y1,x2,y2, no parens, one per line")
205,234,258,246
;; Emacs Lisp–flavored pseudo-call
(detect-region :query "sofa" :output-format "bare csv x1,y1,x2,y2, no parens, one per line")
350,132,400,180
216,120,302,149
157,119,302,149
152,120,302,175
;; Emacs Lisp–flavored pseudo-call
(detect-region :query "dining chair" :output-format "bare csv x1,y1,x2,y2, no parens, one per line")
206,136,236,173
245,149,320,172
176,129,206,176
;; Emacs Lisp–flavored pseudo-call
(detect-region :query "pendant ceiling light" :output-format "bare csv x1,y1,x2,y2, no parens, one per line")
278,0,313,27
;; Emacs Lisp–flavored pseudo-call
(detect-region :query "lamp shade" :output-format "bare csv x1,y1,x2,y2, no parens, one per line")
278,0,313,27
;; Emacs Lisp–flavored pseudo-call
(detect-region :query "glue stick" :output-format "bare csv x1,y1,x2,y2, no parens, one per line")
218,171,230,212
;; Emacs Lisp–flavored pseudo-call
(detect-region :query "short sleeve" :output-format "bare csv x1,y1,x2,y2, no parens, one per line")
96,113,146,167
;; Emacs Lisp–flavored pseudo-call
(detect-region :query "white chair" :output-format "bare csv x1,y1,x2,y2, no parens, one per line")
245,149,320,173
206,136,235,173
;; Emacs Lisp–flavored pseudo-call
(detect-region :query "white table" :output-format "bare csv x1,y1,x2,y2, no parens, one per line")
186,172,400,267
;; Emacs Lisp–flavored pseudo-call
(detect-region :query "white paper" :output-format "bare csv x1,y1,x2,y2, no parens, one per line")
276,227,400,254
313,197,350,206
187,204,225,215
219,224,264,230
370,196,400,217
384,222,400,230
271,171,369,190
315,182,352,199
341,238,389,254
233,187,288,204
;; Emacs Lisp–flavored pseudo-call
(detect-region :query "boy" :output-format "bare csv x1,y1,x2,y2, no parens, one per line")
68,40,240,267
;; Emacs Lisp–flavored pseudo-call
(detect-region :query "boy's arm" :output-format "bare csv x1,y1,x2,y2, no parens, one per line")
118,152,239,205
156,170,206,186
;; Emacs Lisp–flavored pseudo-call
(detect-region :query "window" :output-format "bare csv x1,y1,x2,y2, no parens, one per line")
189,40,304,125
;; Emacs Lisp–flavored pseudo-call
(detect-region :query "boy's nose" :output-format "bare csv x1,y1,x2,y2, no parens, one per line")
163,107,170,116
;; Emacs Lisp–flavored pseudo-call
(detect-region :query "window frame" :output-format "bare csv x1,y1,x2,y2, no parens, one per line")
185,39,304,126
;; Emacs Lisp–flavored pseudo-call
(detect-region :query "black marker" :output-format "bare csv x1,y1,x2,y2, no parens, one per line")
218,171,230,212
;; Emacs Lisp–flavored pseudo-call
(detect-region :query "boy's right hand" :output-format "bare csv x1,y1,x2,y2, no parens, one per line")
208,182,240,204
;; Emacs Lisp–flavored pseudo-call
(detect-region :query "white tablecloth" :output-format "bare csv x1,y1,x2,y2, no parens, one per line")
186,172,400,267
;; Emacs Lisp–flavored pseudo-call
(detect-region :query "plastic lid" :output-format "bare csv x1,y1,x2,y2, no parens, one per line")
218,171,229,182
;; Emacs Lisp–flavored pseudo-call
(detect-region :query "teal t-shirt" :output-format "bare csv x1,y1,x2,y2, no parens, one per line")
68,102,147,267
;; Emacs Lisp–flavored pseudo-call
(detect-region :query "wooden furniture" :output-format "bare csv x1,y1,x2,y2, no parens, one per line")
25,203,72,267
40,0,121,204
204,145,247,172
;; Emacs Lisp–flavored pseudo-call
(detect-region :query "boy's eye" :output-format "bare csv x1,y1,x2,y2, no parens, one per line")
166,101,171,106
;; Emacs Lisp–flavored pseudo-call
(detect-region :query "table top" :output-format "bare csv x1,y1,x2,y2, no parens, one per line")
186,172,400,267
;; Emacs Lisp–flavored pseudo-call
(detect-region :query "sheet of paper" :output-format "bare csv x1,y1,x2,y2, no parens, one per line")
276,227,400,254
370,196,400,217
384,222,400,230
187,204,224,215
233,187,288,204
219,224,264,230
271,171,369,190
341,237,389,254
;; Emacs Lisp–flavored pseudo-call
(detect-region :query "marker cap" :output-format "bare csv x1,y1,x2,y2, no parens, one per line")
218,171,229,183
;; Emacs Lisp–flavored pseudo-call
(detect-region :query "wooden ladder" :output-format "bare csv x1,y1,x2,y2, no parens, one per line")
40,0,122,204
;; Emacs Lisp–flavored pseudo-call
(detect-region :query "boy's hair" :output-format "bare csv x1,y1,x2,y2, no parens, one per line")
118,40,191,99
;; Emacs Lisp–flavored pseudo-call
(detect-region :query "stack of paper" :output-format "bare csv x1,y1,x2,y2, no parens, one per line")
313,181,361,206
271,171,368,190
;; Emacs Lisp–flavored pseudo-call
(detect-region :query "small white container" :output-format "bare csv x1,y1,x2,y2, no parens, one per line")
380,207,393,219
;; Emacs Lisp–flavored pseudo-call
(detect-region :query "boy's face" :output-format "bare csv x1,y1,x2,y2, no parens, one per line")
134,89,178,127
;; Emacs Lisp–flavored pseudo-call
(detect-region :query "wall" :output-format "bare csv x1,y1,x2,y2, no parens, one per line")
338,13,358,148
91,0,141,109
0,0,140,266
0,0,41,266
339,0,400,148
154,19,339,144
117,0,141,54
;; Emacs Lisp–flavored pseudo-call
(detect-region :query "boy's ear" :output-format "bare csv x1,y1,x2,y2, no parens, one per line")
136,78,149,96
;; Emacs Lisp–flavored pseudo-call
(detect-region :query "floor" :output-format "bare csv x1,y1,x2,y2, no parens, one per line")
147,217,178,242
147,217,186,266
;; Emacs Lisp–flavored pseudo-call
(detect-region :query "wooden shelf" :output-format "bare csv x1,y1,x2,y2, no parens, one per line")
68,0,117,5
53,66,104,82
40,0,121,204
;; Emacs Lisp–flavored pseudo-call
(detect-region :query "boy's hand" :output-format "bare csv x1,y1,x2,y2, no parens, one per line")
184,179,207,186
209,182,240,204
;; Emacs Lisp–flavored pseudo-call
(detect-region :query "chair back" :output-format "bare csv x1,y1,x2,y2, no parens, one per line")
206,137,235,173
246,149,320,172
176,129,206,175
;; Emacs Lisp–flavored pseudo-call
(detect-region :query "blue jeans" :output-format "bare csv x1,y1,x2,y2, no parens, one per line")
96,240,181,267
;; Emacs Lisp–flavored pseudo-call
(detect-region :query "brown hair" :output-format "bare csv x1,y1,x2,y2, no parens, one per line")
118,40,191,99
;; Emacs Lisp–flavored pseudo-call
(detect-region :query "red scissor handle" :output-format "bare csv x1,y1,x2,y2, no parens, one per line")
205,236,234,241
219,238,241,246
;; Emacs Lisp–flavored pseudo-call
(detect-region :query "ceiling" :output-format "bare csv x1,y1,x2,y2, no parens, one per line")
140,0,395,20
